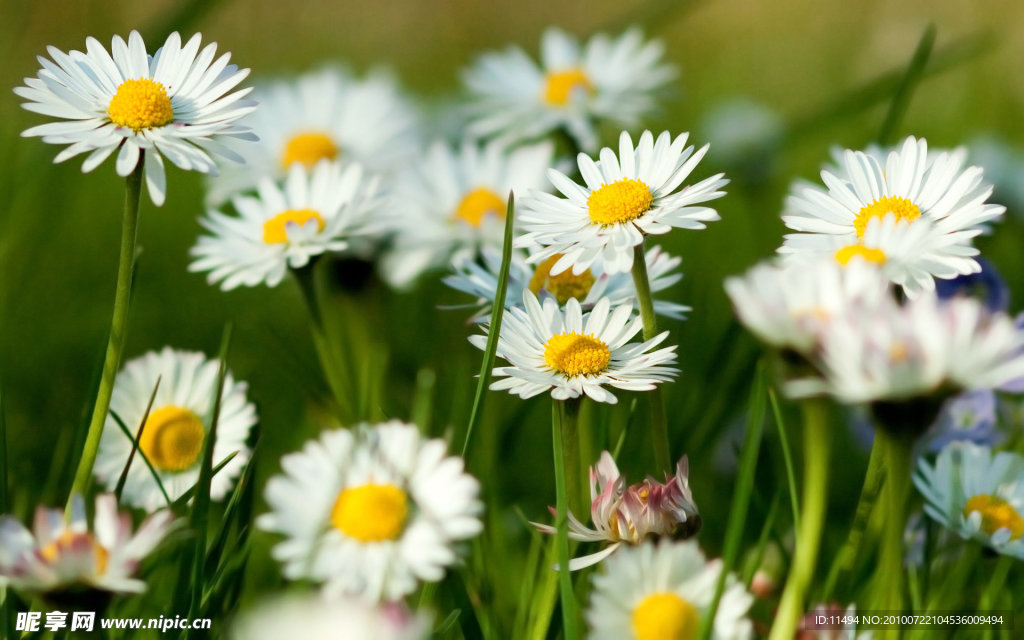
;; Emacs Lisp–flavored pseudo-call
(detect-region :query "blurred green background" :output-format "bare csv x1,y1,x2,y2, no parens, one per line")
2,0,1024,623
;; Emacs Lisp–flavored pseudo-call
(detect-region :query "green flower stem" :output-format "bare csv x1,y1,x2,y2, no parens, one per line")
629,241,671,473
561,397,583,516
769,399,830,640
552,399,581,640
67,156,145,511
870,426,915,640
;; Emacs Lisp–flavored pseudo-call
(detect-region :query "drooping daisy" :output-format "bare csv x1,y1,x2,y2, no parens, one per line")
257,421,483,602
380,139,552,289
0,494,173,595
519,130,727,275
470,291,677,404
92,348,257,511
779,136,1006,295
205,66,421,205
914,441,1024,559
587,540,754,640
462,27,675,152
190,160,382,290
16,31,256,206
445,244,688,320
230,595,431,640
534,451,700,569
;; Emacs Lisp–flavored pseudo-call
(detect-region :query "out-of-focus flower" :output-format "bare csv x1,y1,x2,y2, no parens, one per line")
16,31,256,206
968,134,1024,216
0,494,173,595
462,27,675,152
519,130,727,276
534,451,699,569
915,441,1024,559
205,66,421,205
93,348,257,511
699,98,784,172
587,540,753,640
934,256,1009,313
257,421,482,602
924,389,1000,452
230,594,431,640
470,292,677,404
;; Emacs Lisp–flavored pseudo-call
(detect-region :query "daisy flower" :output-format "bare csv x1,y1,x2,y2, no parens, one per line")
16,30,256,206
518,130,727,276
230,595,431,640
462,27,675,152
257,421,483,602
445,244,688,320
470,291,677,404
205,66,421,205
779,136,1006,295
380,139,552,289
587,540,754,640
534,451,700,569
190,160,382,290
914,441,1024,559
0,494,173,595
92,348,257,511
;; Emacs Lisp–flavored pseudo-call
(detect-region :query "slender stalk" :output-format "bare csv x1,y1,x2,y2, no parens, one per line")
629,241,670,473
552,400,580,640
67,156,144,509
768,399,830,640
870,427,914,633
293,260,353,421
561,398,583,515
769,387,801,534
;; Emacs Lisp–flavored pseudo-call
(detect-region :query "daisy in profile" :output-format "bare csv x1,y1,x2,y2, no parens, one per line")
205,66,421,205
779,136,1006,295
445,244,688,320
190,160,381,290
519,130,727,276
587,540,753,640
470,291,677,404
534,451,700,569
462,27,675,152
16,30,256,206
380,139,552,289
0,494,173,595
231,595,431,640
257,421,483,601
915,441,1024,559
92,348,257,511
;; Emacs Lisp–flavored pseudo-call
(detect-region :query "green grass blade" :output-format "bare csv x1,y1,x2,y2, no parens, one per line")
0,387,10,640
743,491,781,587
877,23,937,144
110,409,173,508
769,387,800,534
114,375,161,501
461,191,515,458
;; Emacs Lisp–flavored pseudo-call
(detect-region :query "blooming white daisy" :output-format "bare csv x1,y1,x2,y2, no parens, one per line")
190,160,381,290
470,291,677,404
518,130,727,275
786,293,1024,404
915,441,1024,559
587,540,753,640
16,30,256,206
779,136,1005,295
92,348,257,511
0,494,173,595
205,66,421,205
257,421,483,602
380,139,553,289
230,595,431,640
462,27,675,152
445,244,688,320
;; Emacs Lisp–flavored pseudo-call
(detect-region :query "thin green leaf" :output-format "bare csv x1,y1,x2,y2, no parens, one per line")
877,24,937,145
743,491,781,587
114,375,161,501
170,451,239,510
110,409,173,508
769,387,800,534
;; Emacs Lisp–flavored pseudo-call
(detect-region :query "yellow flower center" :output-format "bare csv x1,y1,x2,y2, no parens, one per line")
262,209,326,244
835,244,887,265
632,592,700,640
108,78,174,132
543,67,594,106
528,255,596,305
853,196,921,237
281,131,339,169
331,484,409,542
138,406,206,472
543,332,611,377
587,178,654,226
454,188,506,227
963,494,1024,540
40,531,110,575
